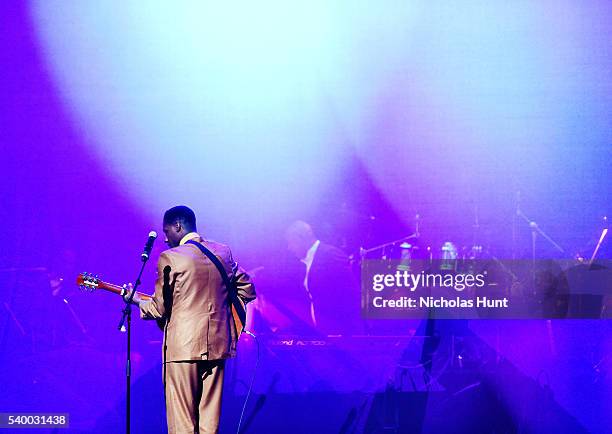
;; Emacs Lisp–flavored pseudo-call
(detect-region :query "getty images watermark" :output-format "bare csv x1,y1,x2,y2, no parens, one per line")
361,259,611,319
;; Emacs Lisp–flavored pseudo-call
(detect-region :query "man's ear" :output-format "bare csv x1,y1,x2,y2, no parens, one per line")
174,221,182,233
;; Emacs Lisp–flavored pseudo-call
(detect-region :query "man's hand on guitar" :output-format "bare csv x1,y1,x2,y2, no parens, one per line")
122,283,143,306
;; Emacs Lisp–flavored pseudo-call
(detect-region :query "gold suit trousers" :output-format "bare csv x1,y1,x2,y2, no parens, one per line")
164,360,225,434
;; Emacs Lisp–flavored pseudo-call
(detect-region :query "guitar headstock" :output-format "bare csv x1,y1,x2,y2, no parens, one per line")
76,272,100,292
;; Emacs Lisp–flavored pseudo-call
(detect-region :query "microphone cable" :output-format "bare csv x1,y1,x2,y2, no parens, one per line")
236,330,260,434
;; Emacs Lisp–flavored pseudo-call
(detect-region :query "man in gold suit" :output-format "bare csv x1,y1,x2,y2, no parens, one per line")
128,205,256,433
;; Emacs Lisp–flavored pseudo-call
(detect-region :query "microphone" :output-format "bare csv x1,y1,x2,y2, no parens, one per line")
141,231,157,262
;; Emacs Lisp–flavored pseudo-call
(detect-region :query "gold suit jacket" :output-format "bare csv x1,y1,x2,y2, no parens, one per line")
139,236,256,362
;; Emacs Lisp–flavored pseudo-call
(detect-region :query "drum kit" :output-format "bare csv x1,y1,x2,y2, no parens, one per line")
357,208,492,275
356,204,610,319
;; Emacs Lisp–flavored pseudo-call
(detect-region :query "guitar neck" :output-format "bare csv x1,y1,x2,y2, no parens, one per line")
100,281,152,300
77,273,153,301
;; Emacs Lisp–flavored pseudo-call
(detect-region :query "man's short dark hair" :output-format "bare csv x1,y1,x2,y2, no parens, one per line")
164,206,196,231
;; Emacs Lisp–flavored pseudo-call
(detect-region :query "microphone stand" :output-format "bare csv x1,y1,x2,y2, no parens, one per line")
516,209,565,295
359,213,421,259
359,233,419,259
588,227,608,268
118,255,150,434
516,209,565,259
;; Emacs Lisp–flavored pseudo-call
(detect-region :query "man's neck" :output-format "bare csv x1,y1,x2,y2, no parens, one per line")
179,232,200,245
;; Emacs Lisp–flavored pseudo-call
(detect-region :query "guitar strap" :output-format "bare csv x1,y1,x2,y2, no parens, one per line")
186,240,246,333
